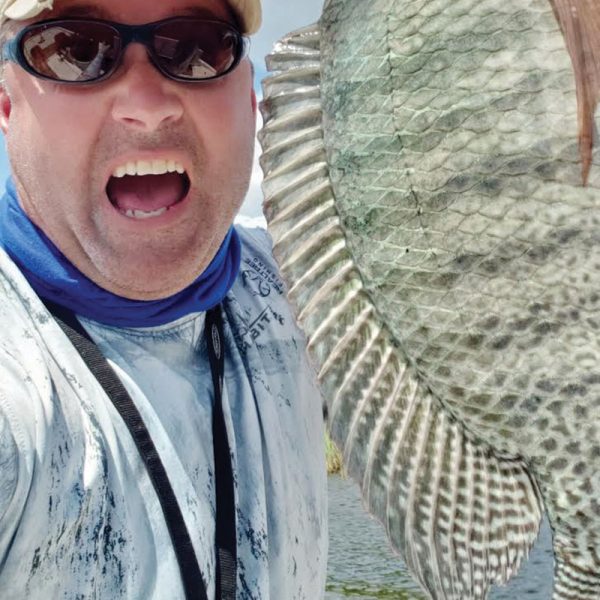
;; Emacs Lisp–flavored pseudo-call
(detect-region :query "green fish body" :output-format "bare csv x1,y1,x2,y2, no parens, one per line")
260,0,600,598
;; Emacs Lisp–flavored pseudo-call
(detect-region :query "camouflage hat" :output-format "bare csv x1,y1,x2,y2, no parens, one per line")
0,0,262,33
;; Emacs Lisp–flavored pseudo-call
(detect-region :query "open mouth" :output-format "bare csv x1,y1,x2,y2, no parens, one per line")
106,159,191,219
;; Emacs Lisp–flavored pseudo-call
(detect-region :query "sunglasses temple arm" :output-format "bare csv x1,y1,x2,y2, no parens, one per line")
1,39,17,63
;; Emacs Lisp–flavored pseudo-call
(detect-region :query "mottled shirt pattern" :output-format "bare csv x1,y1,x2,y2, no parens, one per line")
0,226,328,599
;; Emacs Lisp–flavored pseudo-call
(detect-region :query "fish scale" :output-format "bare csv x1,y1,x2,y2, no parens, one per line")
260,0,600,597
329,0,600,527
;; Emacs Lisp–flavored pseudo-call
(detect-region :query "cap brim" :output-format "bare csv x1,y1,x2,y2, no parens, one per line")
2,0,53,21
229,0,261,35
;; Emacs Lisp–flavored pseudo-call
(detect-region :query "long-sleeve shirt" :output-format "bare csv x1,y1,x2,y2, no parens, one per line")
0,225,328,599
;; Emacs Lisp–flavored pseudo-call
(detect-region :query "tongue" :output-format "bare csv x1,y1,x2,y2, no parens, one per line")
107,173,186,212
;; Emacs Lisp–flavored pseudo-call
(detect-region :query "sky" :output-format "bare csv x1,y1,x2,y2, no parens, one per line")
241,0,325,223
0,0,326,225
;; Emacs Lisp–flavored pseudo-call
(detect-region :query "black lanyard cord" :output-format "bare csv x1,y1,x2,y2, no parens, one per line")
206,308,237,599
44,299,237,600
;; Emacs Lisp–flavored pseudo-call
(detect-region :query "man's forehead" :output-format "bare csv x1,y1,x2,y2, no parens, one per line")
1,0,261,33
52,0,236,22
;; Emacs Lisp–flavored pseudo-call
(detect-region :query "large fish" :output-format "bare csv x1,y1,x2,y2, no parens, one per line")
258,0,600,598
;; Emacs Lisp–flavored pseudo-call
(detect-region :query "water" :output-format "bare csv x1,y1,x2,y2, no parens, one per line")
326,475,554,599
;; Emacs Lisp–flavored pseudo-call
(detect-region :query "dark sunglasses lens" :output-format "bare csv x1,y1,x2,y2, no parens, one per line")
152,20,242,80
21,22,119,82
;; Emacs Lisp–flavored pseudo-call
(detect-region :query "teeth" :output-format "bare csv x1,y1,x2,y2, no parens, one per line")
112,159,186,178
122,207,169,219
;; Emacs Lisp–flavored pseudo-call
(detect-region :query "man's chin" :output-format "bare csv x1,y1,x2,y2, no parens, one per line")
81,259,203,300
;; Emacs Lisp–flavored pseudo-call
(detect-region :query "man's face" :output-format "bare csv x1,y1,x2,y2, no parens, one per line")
0,0,257,299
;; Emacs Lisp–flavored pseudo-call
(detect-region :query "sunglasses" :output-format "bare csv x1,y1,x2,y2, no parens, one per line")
2,17,250,84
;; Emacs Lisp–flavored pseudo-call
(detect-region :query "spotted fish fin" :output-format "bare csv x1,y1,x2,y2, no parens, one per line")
553,533,600,599
259,24,545,600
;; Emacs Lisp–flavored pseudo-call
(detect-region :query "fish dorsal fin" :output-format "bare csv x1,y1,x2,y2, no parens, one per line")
259,23,545,600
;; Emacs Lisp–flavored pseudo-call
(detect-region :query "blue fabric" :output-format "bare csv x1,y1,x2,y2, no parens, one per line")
0,178,241,327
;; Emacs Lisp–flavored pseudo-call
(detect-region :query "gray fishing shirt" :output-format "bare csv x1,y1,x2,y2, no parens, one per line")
0,226,328,599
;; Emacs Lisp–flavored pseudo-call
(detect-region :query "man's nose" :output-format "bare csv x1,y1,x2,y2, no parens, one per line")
110,45,184,132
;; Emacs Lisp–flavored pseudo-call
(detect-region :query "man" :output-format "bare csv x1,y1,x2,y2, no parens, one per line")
0,0,328,598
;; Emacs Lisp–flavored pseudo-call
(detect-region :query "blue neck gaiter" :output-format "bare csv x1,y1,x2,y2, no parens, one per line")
0,178,241,327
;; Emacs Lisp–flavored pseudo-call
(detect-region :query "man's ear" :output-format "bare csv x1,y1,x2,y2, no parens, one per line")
0,85,11,134
250,87,257,116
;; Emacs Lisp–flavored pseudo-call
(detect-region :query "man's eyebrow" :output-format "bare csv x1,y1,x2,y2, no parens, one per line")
54,4,108,18
180,6,235,19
